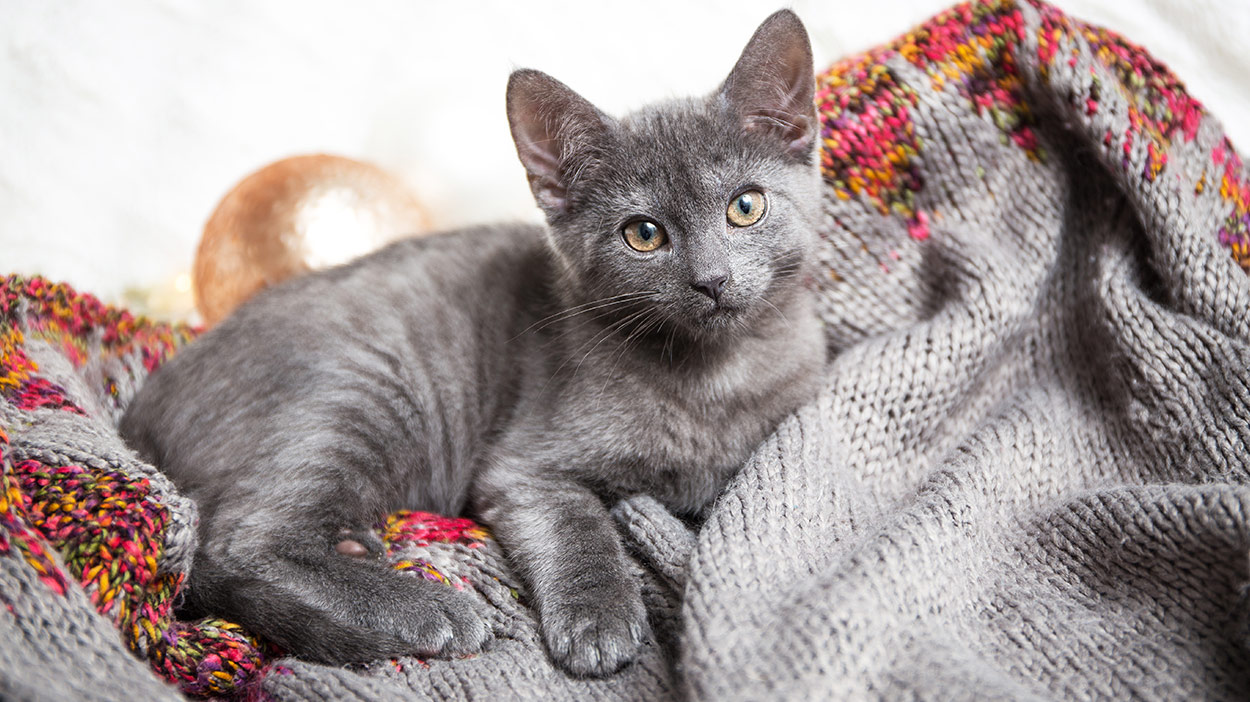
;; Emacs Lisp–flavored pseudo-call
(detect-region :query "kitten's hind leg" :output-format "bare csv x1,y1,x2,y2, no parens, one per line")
193,507,489,664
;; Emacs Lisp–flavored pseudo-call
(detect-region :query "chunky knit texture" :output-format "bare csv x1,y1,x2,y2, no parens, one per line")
3,0,1250,699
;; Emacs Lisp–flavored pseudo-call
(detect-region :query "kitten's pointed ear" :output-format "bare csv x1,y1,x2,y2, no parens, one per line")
719,10,817,160
507,69,611,217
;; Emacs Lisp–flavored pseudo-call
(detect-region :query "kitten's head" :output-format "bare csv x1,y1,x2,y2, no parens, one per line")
507,10,820,342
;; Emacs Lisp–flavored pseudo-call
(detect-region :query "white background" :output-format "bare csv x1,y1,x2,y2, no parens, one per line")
3,0,1247,321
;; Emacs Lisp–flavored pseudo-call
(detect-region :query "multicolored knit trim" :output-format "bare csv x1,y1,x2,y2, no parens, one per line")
0,445,72,599
1029,0,1250,272
149,617,279,699
1,275,197,414
384,510,492,591
816,0,1250,273
7,456,277,698
1212,141,1250,270
382,509,490,549
1034,2,1203,180
817,0,1037,242
1,326,84,415
14,458,187,643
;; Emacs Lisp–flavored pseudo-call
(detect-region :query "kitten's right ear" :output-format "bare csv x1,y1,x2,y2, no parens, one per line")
719,10,817,161
507,69,611,217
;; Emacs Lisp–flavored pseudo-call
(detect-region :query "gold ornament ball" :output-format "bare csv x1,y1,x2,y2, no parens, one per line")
194,154,430,326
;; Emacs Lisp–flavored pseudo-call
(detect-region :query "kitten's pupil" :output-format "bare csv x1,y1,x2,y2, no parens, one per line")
639,222,657,241
735,195,753,216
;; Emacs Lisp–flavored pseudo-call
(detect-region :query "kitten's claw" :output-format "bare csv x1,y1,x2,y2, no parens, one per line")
542,591,648,677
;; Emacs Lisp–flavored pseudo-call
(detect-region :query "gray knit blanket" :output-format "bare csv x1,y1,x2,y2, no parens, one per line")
3,1,1249,699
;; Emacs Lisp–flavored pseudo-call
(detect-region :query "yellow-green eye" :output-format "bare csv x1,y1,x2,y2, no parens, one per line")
622,220,667,252
727,190,766,227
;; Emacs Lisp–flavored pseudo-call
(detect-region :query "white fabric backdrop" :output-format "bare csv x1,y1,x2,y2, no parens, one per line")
2,0,1247,321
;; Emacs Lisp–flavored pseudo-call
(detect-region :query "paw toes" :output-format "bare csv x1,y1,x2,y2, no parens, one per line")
389,586,490,657
545,607,647,677
443,604,490,654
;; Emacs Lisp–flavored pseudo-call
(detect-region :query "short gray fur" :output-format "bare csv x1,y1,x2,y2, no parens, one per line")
2,1,1250,700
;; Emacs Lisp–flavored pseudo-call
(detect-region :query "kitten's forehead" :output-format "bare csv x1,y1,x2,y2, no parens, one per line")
600,97,785,210
621,100,736,170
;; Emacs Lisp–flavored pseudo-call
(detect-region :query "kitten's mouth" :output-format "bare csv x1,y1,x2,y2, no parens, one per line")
697,302,746,328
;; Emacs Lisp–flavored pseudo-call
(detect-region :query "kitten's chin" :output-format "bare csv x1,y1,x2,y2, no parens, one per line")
689,303,749,337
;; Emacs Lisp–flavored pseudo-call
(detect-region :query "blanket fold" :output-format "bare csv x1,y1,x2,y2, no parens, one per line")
2,1,1248,699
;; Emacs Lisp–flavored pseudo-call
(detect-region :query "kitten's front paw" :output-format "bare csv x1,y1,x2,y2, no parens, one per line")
541,589,648,677
383,581,491,657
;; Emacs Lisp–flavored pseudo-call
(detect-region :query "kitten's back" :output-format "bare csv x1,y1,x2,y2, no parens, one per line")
122,223,552,520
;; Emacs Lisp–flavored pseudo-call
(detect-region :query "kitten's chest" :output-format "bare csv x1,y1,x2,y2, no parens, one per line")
562,374,780,514
516,307,825,516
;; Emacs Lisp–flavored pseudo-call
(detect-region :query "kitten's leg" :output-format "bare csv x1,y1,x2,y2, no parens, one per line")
192,495,489,664
475,474,648,677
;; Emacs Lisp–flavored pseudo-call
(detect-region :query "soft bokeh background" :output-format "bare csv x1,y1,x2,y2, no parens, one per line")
3,0,1249,322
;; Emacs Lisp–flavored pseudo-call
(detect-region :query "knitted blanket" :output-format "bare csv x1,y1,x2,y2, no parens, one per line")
3,0,1250,699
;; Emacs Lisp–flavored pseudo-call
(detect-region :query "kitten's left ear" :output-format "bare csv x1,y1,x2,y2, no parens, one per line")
719,10,817,160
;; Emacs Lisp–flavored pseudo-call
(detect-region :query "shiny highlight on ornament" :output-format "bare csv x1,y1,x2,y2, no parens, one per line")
194,154,429,326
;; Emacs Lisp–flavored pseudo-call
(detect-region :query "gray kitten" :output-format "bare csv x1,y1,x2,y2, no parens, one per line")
120,9,825,677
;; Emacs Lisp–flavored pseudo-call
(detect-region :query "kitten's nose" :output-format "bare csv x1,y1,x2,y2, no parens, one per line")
692,275,728,302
